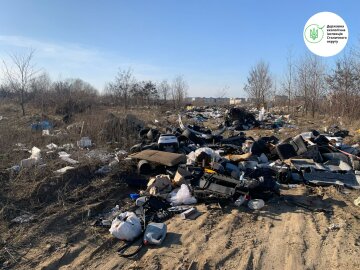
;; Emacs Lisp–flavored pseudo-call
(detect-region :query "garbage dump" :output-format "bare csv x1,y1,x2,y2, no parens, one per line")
6,106,360,263
88,106,360,258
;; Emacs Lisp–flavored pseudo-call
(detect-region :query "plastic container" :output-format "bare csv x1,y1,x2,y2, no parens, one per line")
248,199,265,210
234,195,247,206
130,193,140,200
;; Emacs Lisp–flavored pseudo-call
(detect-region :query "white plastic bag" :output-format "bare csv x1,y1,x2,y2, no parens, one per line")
30,147,41,160
109,212,142,241
187,147,222,165
259,107,265,121
170,184,197,206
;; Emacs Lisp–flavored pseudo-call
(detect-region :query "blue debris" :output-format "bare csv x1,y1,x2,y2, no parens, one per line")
31,120,53,131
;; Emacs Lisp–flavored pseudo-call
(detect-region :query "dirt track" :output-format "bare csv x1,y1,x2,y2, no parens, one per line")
10,185,359,270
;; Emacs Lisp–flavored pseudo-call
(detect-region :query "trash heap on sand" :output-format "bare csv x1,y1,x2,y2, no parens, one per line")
9,106,360,257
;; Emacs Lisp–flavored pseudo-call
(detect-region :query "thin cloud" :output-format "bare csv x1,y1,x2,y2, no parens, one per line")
0,35,170,90
0,35,102,63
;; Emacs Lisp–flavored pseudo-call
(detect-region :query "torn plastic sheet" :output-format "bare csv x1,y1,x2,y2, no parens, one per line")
20,147,42,168
55,166,75,174
58,151,79,165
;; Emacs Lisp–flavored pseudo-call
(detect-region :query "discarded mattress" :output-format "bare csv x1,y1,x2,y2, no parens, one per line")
130,150,186,166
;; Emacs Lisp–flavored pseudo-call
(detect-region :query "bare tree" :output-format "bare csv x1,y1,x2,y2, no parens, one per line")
106,68,134,109
244,60,272,109
2,49,38,116
327,51,359,119
295,53,326,117
51,78,98,115
171,75,188,108
31,72,51,113
158,80,171,102
282,48,294,113
294,57,308,114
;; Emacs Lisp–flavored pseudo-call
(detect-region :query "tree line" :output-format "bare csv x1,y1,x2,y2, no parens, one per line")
0,50,188,116
244,46,360,121
2,46,360,122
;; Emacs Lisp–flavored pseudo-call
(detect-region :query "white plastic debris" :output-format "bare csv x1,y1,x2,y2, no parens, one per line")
180,207,198,219
354,196,360,207
61,143,74,150
46,143,58,150
30,147,41,160
58,152,79,165
259,107,265,121
109,212,142,241
20,147,42,168
234,195,247,206
248,199,265,210
42,129,50,136
11,214,34,223
170,184,197,206
115,150,128,160
187,147,222,165
328,223,342,231
86,150,113,163
55,166,75,174
77,137,92,148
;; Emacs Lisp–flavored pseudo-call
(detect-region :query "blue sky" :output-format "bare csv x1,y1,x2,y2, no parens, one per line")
0,0,359,97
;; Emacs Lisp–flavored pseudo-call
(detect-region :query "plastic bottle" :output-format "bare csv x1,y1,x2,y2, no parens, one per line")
234,195,246,206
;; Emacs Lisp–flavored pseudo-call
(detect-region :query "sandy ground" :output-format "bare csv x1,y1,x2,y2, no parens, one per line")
1,105,360,270
6,185,359,270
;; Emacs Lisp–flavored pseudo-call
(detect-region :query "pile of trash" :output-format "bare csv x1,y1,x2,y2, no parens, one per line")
91,111,360,258
182,106,295,132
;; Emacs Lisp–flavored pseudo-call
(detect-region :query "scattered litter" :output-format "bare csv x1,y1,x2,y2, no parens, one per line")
248,199,265,210
46,143,58,150
328,223,342,231
95,165,111,175
109,212,142,241
11,214,34,224
170,184,197,206
55,166,75,174
61,143,74,150
86,150,113,163
234,194,248,206
146,175,173,196
158,134,179,152
143,222,167,245
77,137,92,148
180,207,198,219
58,151,79,165
115,150,128,160
31,120,53,131
20,147,41,168
354,196,360,207
7,104,360,262
8,165,20,173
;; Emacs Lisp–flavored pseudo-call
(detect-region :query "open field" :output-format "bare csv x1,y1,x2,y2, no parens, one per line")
0,102,359,270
